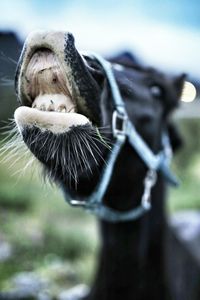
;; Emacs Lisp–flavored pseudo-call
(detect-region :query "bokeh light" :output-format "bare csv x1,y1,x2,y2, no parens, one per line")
181,81,197,103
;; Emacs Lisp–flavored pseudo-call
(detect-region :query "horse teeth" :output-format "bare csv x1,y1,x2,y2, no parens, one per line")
47,104,55,111
61,108,67,113
40,105,45,111
57,105,67,113
31,94,74,114
31,96,70,113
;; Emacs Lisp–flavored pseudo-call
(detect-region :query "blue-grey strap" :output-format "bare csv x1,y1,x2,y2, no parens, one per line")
84,52,126,114
89,52,178,186
70,133,125,207
65,52,179,222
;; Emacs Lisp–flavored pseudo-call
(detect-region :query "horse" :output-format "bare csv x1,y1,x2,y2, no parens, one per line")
13,30,185,300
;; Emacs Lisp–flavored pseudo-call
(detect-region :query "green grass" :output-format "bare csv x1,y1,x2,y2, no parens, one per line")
167,118,200,212
0,144,98,292
168,153,200,212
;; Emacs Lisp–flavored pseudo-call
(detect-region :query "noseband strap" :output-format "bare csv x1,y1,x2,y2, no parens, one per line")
65,53,179,223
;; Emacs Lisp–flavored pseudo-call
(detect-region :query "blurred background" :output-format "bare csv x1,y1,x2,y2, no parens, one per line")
0,0,200,299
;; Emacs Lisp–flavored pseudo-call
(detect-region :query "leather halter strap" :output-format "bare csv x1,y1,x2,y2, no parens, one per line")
64,53,179,223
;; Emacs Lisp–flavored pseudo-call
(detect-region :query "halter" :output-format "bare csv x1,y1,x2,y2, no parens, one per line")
64,53,179,223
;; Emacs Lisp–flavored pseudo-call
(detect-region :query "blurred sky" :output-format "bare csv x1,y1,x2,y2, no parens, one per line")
0,0,199,77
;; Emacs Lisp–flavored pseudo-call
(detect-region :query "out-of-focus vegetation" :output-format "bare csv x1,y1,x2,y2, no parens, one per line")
0,117,199,296
168,118,200,211
0,138,98,295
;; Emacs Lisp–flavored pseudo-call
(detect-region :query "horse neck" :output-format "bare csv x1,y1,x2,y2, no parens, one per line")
89,176,167,300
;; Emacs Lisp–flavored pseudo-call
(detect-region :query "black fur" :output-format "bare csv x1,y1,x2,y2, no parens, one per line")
21,124,110,195
14,32,185,300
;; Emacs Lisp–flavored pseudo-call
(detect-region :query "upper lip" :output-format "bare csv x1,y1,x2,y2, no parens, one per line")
15,30,102,124
15,31,75,106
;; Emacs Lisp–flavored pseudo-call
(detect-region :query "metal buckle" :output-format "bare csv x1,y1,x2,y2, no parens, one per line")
141,169,157,210
70,199,87,207
70,199,97,209
112,110,128,138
